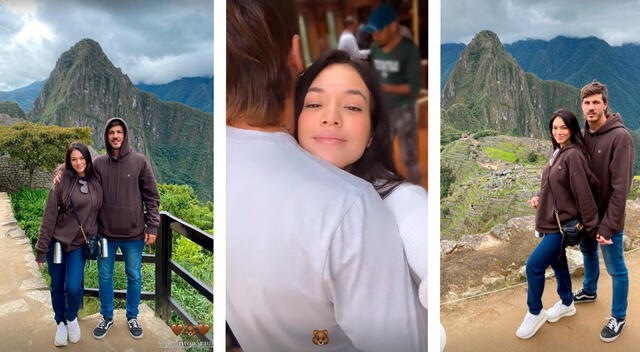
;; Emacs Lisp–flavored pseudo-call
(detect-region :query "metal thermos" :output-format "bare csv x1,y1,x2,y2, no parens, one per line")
100,238,109,258
53,241,63,264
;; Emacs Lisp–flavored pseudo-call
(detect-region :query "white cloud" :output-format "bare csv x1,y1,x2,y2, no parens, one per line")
443,0,640,45
0,0,212,91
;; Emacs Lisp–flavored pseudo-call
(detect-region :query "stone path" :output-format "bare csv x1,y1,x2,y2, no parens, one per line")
442,249,640,351
0,192,186,351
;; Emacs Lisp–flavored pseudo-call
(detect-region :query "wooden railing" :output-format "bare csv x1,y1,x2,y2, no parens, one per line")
83,211,213,344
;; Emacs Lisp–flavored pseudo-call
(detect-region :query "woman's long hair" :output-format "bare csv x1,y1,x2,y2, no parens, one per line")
57,142,99,206
294,50,404,198
548,109,588,156
548,109,599,189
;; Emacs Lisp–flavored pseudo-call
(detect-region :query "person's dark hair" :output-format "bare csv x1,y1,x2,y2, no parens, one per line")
548,109,600,192
227,0,299,127
106,119,124,131
548,110,587,152
295,50,404,198
58,142,97,205
344,15,355,28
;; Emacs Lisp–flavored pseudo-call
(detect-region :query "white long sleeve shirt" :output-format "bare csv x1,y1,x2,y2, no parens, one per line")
383,183,428,309
227,127,426,352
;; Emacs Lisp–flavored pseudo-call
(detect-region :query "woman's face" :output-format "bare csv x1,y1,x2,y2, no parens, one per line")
297,64,372,169
70,149,87,176
551,116,571,146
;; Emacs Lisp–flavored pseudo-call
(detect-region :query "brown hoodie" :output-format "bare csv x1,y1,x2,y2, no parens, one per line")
35,172,103,262
583,113,635,239
93,118,160,240
535,144,599,236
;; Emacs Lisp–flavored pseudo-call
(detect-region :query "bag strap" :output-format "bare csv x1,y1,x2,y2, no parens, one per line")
68,198,89,244
544,161,565,235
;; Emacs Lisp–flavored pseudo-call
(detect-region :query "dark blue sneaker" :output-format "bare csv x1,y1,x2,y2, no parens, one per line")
93,318,113,339
601,317,625,342
128,318,144,339
573,288,597,303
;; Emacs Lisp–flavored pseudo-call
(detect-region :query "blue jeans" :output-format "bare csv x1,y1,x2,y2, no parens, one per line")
98,239,144,320
46,241,85,324
580,232,628,319
526,233,573,315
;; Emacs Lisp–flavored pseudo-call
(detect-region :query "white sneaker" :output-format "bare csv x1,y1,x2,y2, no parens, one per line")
516,310,547,339
546,300,576,323
55,322,68,346
67,318,81,343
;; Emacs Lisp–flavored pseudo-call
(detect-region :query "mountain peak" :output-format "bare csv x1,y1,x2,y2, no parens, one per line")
442,30,581,138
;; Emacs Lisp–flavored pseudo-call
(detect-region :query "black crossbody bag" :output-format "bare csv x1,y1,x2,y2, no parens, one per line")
544,157,588,248
69,198,102,259
548,188,588,248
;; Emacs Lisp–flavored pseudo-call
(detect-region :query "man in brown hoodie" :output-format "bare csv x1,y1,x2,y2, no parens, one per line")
90,118,160,340
572,81,634,343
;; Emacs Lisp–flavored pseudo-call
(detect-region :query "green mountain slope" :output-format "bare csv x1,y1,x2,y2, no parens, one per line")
136,77,212,113
442,30,582,138
28,39,212,201
0,81,45,113
505,36,640,128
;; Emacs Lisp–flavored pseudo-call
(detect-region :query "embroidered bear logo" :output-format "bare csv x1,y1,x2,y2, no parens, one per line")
312,329,330,346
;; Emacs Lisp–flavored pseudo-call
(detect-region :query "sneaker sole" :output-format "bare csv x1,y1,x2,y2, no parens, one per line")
516,313,547,339
54,341,68,347
547,306,577,323
600,332,622,343
574,298,597,304
93,325,113,340
129,331,144,340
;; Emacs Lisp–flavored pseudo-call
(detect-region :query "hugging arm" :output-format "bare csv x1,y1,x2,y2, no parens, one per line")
323,189,426,351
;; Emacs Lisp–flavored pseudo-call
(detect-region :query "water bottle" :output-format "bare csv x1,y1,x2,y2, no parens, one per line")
100,237,109,258
53,241,63,264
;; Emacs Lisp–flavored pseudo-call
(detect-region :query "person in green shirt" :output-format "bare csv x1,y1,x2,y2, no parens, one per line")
365,4,422,183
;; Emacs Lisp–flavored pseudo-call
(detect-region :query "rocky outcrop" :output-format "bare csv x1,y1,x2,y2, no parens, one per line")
441,135,549,239
442,200,640,302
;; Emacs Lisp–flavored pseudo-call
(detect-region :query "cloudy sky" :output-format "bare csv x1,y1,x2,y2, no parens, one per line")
443,0,640,45
0,0,212,91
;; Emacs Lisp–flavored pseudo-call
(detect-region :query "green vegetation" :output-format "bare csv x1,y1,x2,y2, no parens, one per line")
0,101,26,118
441,121,463,146
10,183,213,347
473,130,500,139
484,141,545,165
629,175,640,200
0,122,91,187
441,166,454,198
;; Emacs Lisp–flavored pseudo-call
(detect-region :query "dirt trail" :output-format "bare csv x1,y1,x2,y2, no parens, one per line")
0,192,186,351
442,249,640,351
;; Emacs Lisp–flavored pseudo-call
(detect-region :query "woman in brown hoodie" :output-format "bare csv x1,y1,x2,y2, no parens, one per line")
515,110,599,340
35,142,103,346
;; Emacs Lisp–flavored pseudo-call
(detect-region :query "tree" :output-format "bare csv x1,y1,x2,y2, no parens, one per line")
0,122,91,188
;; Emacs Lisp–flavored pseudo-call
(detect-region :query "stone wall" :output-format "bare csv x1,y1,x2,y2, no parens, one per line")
0,155,54,193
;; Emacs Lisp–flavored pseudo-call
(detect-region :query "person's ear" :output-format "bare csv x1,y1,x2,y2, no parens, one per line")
289,34,304,75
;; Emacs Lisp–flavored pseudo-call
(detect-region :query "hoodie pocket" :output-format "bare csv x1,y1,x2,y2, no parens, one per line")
101,205,136,235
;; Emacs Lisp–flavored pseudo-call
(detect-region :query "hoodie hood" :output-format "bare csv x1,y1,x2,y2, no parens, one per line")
104,117,131,160
585,113,625,136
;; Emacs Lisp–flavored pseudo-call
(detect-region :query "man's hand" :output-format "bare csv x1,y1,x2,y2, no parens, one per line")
38,262,45,270
528,196,540,209
596,234,613,245
144,233,157,245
